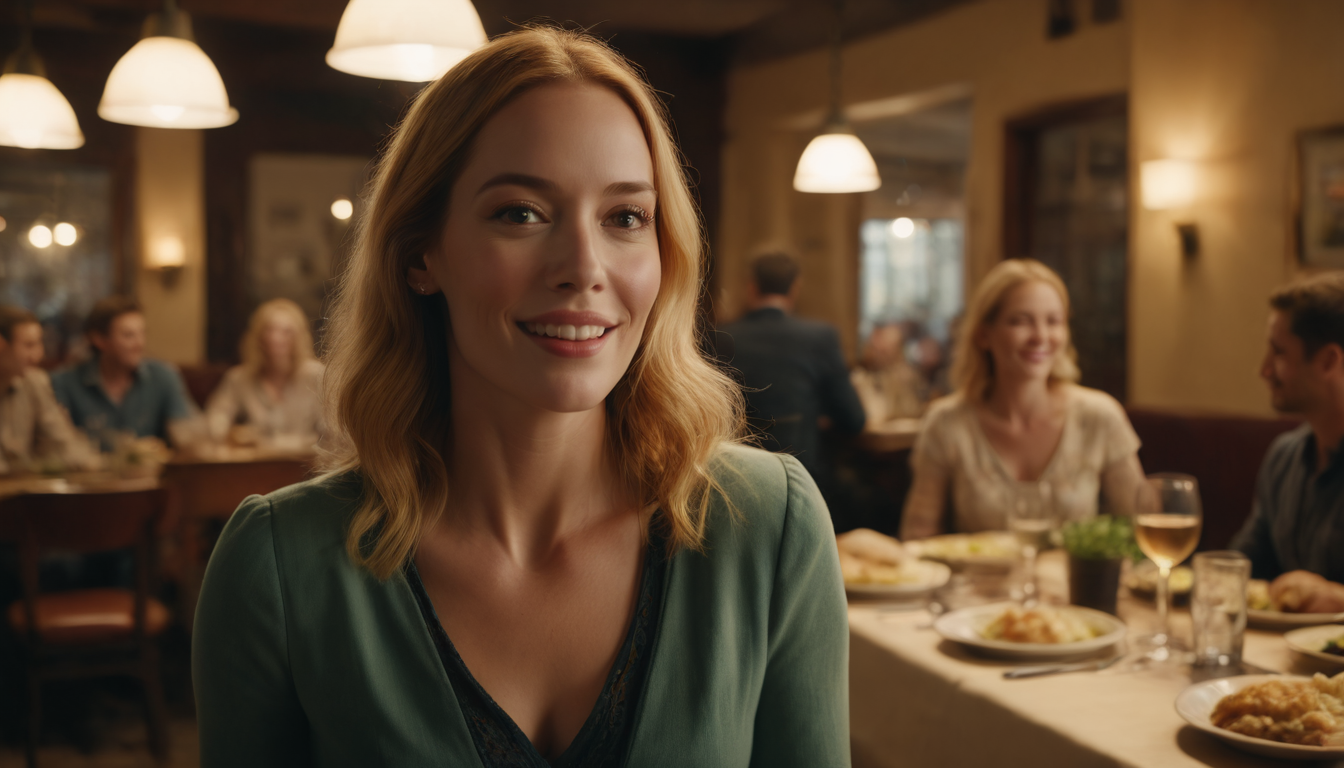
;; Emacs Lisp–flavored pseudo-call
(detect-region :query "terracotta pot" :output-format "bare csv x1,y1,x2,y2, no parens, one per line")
1068,554,1122,616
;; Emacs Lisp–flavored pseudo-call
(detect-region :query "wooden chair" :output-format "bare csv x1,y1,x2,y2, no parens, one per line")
0,488,173,767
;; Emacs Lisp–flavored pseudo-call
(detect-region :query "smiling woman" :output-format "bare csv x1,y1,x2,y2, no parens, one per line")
192,25,850,768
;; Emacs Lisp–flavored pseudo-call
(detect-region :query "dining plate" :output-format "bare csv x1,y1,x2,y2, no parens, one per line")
845,560,951,600
1175,675,1344,760
1248,608,1344,630
907,532,1019,573
1284,625,1344,667
932,602,1126,660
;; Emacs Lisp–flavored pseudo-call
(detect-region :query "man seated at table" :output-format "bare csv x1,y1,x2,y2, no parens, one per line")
51,296,197,451
1233,274,1344,612
0,306,97,474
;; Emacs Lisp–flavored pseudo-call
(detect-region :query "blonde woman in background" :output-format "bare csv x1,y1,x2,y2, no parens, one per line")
901,259,1145,539
204,298,324,451
193,27,848,767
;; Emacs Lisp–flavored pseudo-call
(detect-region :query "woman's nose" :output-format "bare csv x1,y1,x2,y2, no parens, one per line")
548,217,605,293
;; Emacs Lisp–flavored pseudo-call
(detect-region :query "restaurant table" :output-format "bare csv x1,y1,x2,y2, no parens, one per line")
849,551,1344,768
163,446,315,628
857,417,923,454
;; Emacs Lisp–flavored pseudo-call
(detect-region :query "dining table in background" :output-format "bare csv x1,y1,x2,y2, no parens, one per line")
849,551,1344,768
163,445,316,628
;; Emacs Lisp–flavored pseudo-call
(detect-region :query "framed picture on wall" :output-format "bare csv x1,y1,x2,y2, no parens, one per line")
1297,126,1344,267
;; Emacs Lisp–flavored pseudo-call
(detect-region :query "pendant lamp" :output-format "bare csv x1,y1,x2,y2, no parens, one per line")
98,0,238,129
0,3,84,150
793,0,879,194
326,0,487,82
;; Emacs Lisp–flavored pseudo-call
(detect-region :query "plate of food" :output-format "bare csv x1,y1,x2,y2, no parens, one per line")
1175,673,1344,759
932,602,1126,660
1285,625,1344,667
1124,561,1192,604
1247,580,1344,629
837,528,951,599
906,531,1019,573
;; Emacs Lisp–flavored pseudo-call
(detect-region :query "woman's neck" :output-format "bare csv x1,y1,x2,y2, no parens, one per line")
444,373,630,566
985,374,1059,424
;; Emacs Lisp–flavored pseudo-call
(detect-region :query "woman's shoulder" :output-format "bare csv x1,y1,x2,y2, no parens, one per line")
917,393,973,437
701,443,833,563
212,472,363,570
1065,385,1129,422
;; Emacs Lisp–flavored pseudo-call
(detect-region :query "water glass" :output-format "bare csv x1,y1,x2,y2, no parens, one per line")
1191,550,1250,667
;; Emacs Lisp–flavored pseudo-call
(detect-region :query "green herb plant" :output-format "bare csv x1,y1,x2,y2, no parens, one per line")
1060,515,1144,562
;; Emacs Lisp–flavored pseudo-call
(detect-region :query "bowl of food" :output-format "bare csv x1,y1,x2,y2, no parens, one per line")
1175,672,1344,759
1247,580,1344,629
906,531,1019,573
1285,625,1344,667
932,602,1126,659
837,528,951,599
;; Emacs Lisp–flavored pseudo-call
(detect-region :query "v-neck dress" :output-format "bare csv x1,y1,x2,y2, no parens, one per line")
403,528,667,768
192,444,851,767
907,385,1141,533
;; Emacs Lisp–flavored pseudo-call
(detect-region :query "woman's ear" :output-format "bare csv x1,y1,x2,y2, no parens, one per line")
407,257,440,296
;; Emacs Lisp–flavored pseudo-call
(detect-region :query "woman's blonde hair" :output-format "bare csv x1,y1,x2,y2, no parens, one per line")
950,258,1079,401
239,298,315,378
321,26,745,579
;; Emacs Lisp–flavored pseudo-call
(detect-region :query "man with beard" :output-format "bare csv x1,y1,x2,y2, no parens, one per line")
1233,274,1344,612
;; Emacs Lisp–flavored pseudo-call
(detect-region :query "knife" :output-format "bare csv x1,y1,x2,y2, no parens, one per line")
1003,654,1123,679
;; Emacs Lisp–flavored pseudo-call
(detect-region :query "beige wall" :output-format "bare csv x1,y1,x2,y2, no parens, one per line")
134,127,206,365
719,0,1130,358
1129,0,1344,415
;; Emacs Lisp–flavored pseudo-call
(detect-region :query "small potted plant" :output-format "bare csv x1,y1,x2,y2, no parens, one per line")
1060,515,1143,616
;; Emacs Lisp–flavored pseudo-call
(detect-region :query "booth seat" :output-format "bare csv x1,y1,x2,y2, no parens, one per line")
1125,407,1300,551
177,363,231,411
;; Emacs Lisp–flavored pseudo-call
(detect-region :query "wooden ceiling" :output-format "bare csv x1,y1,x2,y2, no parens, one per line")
17,0,974,64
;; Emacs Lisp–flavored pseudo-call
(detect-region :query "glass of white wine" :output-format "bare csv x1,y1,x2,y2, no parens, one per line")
1133,473,1203,662
1007,481,1056,607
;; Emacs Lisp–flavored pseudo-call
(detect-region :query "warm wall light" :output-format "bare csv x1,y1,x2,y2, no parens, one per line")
330,198,354,220
1141,159,1197,210
28,224,52,248
53,222,77,246
326,0,487,82
890,217,915,239
1141,159,1200,258
146,234,186,286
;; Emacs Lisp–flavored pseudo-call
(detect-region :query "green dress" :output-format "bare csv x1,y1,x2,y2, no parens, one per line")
192,444,851,767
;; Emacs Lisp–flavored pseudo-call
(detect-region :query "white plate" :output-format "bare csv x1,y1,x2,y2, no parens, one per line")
907,532,1019,573
1175,675,1344,760
845,560,951,600
1248,608,1344,630
1284,625,1344,667
932,602,1126,660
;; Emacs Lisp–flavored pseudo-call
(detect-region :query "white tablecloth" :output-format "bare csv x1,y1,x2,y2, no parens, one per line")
849,554,1344,768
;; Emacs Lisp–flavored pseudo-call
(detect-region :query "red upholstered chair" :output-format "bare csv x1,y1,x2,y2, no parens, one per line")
0,488,172,767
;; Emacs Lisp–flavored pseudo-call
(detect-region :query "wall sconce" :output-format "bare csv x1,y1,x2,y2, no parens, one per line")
1140,159,1199,258
146,234,185,286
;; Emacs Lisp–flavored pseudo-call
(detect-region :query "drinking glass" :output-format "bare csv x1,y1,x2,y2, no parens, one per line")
1007,481,1057,607
1191,551,1251,667
1133,473,1203,662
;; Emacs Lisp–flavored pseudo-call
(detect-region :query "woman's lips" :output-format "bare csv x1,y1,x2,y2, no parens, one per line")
518,322,613,358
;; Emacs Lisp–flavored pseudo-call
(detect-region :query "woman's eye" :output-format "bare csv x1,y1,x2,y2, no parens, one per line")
606,207,651,230
495,205,543,225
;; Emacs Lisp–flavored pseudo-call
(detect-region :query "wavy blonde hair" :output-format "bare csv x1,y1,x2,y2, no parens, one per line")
950,258,1080,401
239,298,315,378
321,26,745,579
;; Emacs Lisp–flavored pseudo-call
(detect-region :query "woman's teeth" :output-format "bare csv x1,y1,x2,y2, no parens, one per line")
526,323,607,341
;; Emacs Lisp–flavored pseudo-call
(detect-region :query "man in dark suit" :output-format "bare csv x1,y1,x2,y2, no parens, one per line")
716,252,866,491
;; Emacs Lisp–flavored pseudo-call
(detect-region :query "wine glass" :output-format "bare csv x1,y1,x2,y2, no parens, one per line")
1007,481,1057,607
1133,473,1203,662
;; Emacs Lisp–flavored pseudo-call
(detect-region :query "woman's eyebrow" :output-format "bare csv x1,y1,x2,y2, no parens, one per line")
477,172,558,195
604,181,655,197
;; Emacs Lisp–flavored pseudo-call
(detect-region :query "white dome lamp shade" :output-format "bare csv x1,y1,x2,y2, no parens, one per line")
98,0,238,129
327,0,487,82
793,0,880,194
0,12,84,150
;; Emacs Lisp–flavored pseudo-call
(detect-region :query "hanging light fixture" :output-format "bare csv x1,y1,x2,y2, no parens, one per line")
98,0,238,129
0,2,84,150
793,0,880,194
326,0,487,82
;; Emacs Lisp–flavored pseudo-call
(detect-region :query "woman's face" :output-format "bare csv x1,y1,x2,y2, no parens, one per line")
978,280,1067,384
416,82,661,415
261,315,298,371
